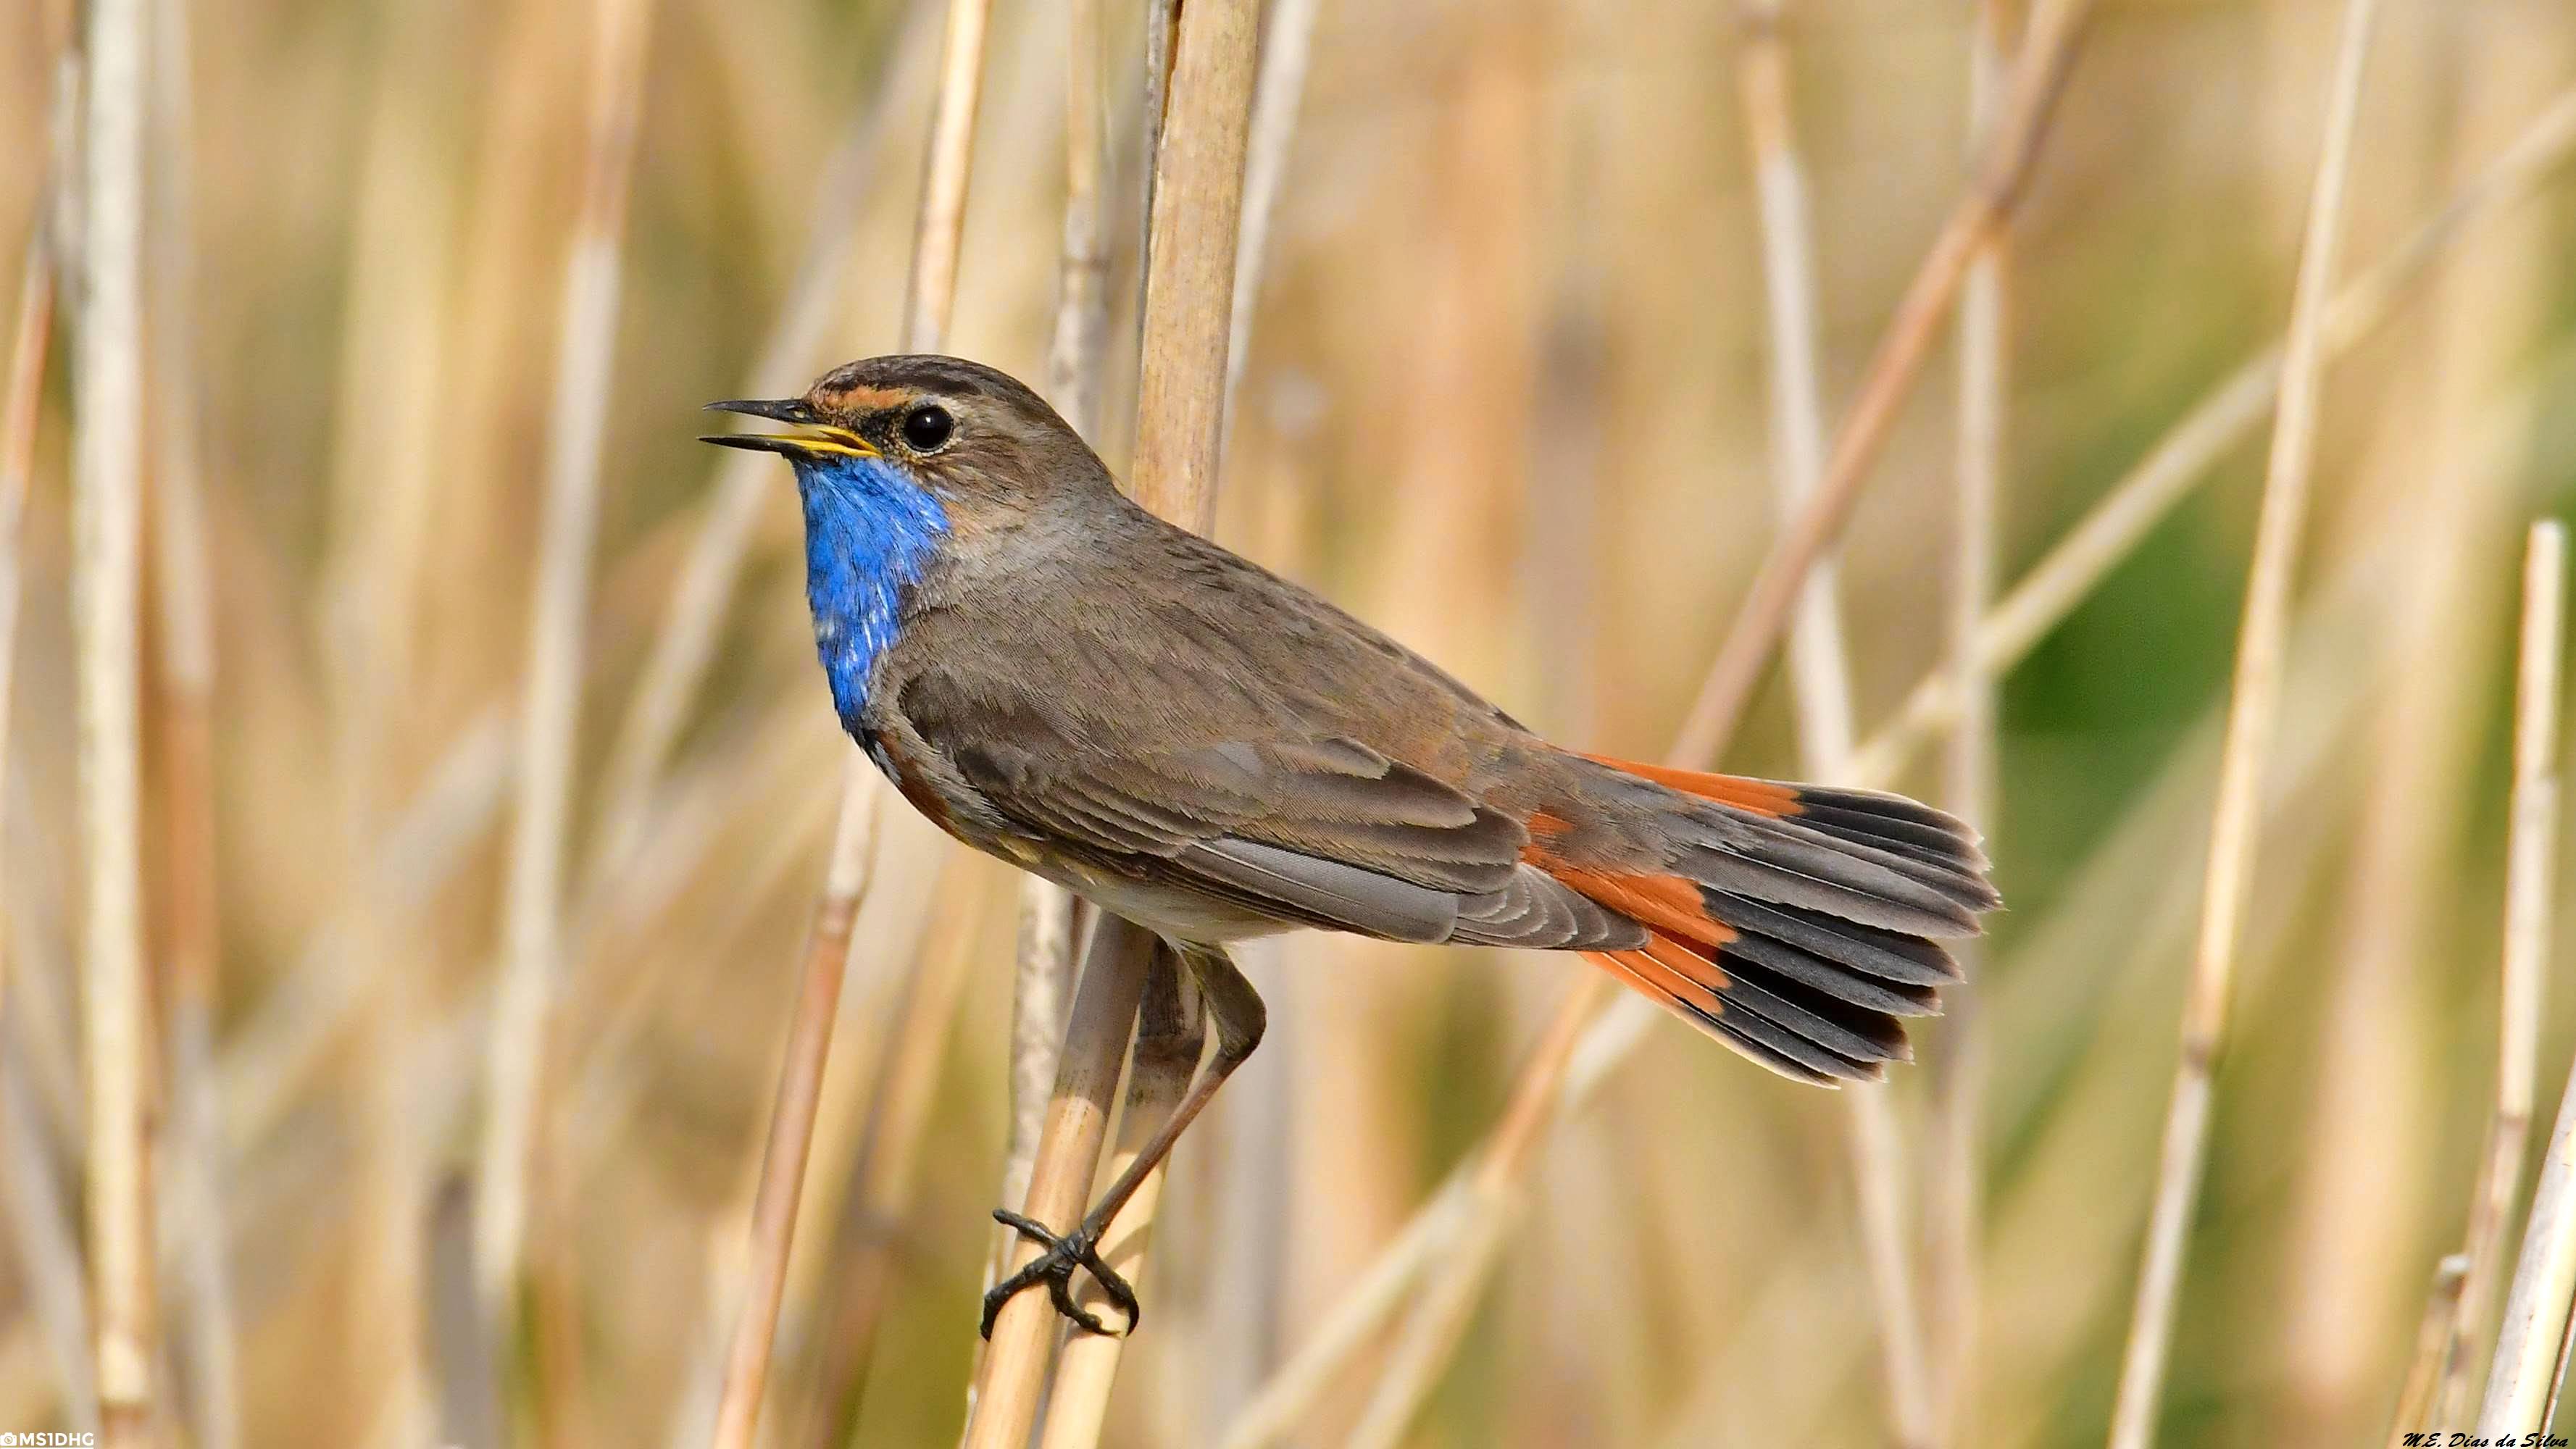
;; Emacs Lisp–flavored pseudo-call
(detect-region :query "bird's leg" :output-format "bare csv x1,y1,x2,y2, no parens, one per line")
983,939,1267,1338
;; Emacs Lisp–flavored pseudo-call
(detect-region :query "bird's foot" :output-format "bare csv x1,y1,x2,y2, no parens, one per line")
980,1208,1139,1340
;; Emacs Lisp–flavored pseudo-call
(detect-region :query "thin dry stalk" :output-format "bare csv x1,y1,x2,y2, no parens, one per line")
74,0,161,1437
967,7,1259,1439
1855,83,2576,788
990,0,1112,1296
1314,933,1599,1449
2,1038,99,1436
1673,0,2093,761
1731,9,1933,1444
2393,1257,2471,1447
2440,523,2567,1416
2104,1,2382,1441
140,0,233,1437
1340,1205,1514,1449
1220,0,1318,438
473,0,656,1342
792,856,990,1442
704,795,881,1449
964,914,1159,1448
1209,1184,1475,1449
703,1,989,1441
0,195,54,838
1045,0,1110,443
2475,522,2572,1436
1035,958,1200,1449
1932,1,2013,1438
996,877,1078,1281
0,251,49,1430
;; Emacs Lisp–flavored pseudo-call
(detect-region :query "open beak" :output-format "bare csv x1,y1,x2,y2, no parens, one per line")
699,398,878,459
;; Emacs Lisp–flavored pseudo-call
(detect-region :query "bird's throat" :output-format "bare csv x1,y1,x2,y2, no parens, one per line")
795,455,949,732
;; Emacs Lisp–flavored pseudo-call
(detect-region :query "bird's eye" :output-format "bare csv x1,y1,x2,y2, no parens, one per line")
900,404,954,453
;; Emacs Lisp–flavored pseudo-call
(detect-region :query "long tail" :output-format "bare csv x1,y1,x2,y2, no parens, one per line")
1543,754,1998,1085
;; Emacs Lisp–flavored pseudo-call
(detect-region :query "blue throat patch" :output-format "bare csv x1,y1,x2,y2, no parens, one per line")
793,454,950,731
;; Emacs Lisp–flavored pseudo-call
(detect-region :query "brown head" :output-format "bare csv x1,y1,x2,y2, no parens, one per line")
701,354,1116,522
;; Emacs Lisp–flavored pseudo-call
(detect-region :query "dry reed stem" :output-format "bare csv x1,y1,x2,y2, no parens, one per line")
474,0,656,1340
1855,83,2576,788
1673,0,2094,762
1044,0,1109,444
1214,68,2576,1449
1035,959,1199,1448
2475,521,2571,1435
1341,1204,1514,1449
0,240,52,1400
964,914,1159,1448
0,188,54,859
2104,0,2381,1441
1220,0,1318,440
1209,1183,1475,1449
990,0,1110,1298
75,0,162,1437
968,8,1259,1438
1285,922,1598,1448
793,854,989,1440
2443,518,2568,1415
997,875,1078,1279
2393,1256,2472,1447
586,2,935,895
140,0,233,1437
1932,1,2013,1438
2,204,83,1428
705,794,881,1449
3,1039,98,1436
1732,9,1934,1444
704,1,988,1442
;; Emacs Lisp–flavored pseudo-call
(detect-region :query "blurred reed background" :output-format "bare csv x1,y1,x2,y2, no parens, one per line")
6,0,2576,1445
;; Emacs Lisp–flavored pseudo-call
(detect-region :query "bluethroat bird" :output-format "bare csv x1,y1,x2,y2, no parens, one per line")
704,355,1998,1337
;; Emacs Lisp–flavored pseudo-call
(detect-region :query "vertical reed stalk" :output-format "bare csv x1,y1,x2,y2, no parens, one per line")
141,0,233,1439
1034,956,1199,1449
0,189,54,872
964,914,1158,1448
2442,522,2566,1413
1734,9,1933,1445
2104,1,2382,1442
1220,0,1317,439
791,857,988,1442
0,133,83,1445
74,0,160,1439
966,4,1259,1440
703,796,881,1449
475,2,656,1432
1674,0,2093,762
704,1,989,1442
1933,1,2014,1438
2393,1257,2472,1443
2473,521,2569,1436
989,0,1111,1300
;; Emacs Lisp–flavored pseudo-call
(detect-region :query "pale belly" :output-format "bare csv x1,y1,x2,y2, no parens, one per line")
1023,853,1297,946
